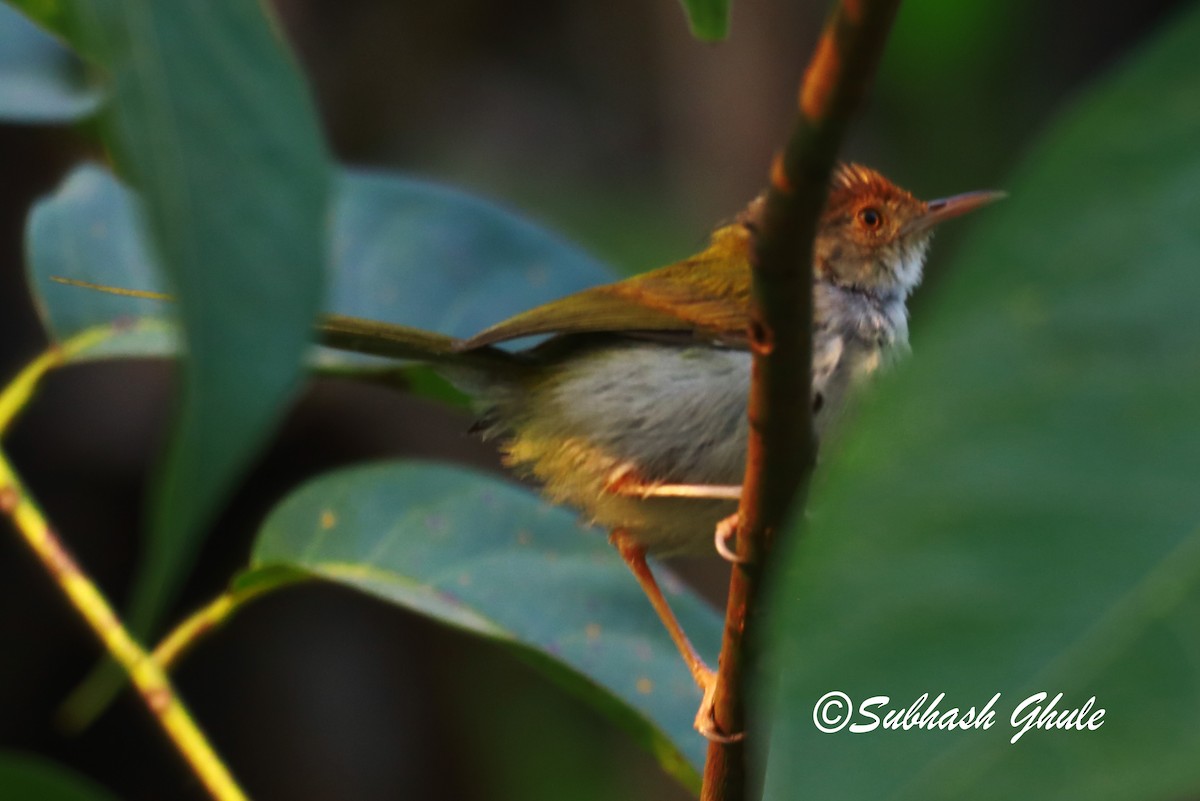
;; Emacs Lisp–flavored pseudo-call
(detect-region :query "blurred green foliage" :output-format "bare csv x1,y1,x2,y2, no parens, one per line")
248,461,723,789
677,0,732,41
0,753,122,801
764,4,1200,799
0,4,99,123
29,164,614,363
5,0,336,646
64,1,332,643
3,0,1199,799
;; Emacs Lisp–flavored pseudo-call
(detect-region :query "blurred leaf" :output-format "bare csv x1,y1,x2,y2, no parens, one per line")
28,164,615,367
2,1,82,57
763,6,1200,801
324,169,614,359
447,654,631,801
27,165,176,358
676,0,730,42
226,562,308,596
885,0,1017,87
43,1,333,638
245,461,722,790
0,3,100,123
877,0,1031,191
0,752,122,801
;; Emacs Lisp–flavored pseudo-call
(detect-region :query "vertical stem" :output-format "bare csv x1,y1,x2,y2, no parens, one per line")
700,2,904,800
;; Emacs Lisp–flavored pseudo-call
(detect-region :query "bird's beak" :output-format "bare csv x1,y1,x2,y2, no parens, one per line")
901,189,1007,236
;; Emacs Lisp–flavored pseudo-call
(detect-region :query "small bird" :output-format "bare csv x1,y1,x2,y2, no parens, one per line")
323,163,1002,739
57,163,1002,740
444,166,1002,547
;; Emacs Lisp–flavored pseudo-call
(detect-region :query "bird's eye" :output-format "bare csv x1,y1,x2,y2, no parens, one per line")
857,207,883,229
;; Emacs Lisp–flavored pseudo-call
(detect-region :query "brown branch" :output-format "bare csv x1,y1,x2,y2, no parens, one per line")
700,2,904,800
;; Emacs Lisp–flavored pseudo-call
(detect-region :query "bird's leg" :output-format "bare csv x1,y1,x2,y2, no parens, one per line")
604,466,743,502
605,470,746,564
609,529,744,743
635,483,743,500
606,470,746,565
609,529,710,686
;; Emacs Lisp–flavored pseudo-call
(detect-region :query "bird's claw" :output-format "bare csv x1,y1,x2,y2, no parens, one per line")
714,514,750,564
694,670,745,743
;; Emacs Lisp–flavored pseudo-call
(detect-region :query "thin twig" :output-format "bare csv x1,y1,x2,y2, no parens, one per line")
152,591,246,671
154,570,302,670
700,2,904,800
0,329,112,435
0,454,250,801
0,339,250,801
60,569,302,730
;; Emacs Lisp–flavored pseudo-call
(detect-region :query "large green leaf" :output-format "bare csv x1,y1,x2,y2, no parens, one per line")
676,0,731,42
762,6,1200,801
0,3,100,123
28,164,614,364
326,169,614,348
2,1,83,56
246,461,722,791
27,165,176,358
35,1,333,637
0,753,122,801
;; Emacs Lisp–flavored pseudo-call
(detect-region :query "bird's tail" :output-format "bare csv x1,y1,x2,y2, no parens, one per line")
49,277,526,379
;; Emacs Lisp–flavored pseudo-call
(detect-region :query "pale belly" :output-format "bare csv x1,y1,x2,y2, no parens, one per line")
481,339,886,555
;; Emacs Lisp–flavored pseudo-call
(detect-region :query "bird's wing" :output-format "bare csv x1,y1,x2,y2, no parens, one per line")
460,223,753,349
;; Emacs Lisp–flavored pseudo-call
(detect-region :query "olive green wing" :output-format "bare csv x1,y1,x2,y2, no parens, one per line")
460,223,753,349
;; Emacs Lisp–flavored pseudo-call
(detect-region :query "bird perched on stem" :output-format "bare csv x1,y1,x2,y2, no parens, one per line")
421,165,1002,552
57,163,1002,739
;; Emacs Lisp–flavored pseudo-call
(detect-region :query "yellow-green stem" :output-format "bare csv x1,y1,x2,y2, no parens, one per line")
153,594,240,671
0,329,111,434
153,579,286,671
0,453,249,801
0,337,250,801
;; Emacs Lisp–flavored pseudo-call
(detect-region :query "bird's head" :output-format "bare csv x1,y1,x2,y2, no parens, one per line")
815,163,1004,298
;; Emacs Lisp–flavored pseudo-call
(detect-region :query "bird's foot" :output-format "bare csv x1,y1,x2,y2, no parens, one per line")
714,513,750,564
695,668,745,743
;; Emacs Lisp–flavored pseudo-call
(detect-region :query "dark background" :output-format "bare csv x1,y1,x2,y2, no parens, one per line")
0,0,1189,798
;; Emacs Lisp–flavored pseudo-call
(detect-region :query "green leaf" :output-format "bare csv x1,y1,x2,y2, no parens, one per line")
327,169,614,347
0,752,123,801
2,1,81,57
51,2,333,638
762,6,1200,801
676,0,730,42
246,461,722,791
28,164,614,367
0,3,100,123
27,164,176,359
